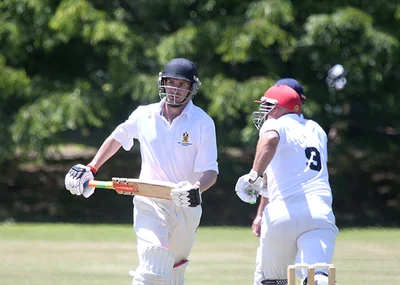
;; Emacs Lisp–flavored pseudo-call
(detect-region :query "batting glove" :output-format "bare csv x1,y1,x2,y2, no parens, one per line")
235,173,263,204
170,181,202,207
64,164,96,198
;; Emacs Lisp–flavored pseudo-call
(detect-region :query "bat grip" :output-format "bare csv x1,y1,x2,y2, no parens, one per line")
87,180,115,189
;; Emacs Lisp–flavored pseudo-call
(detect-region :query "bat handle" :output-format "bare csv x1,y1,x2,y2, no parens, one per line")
87,180,115,189
83,180,96,188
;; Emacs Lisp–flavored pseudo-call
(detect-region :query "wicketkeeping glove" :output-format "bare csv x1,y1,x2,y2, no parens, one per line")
235,174,263,204
170,181,202,207
64,164,96,198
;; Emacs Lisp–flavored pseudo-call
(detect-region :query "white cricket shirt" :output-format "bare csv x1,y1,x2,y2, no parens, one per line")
111,99,219,184
259,113,332,203
299,114,328,161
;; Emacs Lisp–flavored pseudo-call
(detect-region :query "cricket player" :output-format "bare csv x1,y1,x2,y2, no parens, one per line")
251,78,330,285
275,78,328,161
65,58,219,285
236,85,338,285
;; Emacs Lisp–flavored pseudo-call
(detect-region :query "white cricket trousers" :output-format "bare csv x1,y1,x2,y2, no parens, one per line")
259,195,338,281
133,196,202,263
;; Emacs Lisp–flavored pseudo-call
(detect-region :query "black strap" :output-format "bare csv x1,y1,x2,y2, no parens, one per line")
187,187,202,207
262,279,288,285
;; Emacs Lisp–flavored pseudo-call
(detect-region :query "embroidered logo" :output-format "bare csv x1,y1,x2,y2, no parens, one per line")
183,132,189,143
179,132,192,146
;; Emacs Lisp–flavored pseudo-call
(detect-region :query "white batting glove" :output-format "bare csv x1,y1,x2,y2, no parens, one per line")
64,164,96,198
235,173,263,204
170,181,202,207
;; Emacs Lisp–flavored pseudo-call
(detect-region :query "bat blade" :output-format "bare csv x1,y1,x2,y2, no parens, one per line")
88,178,177,200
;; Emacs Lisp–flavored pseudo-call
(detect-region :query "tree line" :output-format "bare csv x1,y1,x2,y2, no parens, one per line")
1,0,399,226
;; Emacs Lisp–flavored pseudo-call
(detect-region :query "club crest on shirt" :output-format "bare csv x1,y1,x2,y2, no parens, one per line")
179,132,192,146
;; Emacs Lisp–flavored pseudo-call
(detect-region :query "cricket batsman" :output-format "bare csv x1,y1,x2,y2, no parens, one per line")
64,58,219,285
236,85,338,285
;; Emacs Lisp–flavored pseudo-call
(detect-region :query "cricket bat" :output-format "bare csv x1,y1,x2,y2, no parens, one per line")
88,177,177,200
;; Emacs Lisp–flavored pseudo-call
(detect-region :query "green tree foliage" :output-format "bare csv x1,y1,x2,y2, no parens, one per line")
1,0,399,224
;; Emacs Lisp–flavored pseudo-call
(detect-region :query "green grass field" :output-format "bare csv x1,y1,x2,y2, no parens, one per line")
0,223,399,285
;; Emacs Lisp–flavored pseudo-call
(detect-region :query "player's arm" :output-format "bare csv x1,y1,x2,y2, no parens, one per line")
257,196,269,217
250,130,279,182
88,136,122,170
256,174,269,217
64,136,122,198
235,130,278,204
252,174,269,237
196,170,218,193
252,196,269,237
171,170,218,208
65,109,139,198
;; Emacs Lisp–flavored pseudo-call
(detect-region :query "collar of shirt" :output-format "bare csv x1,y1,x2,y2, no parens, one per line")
279,113,300,122
158,98,194,119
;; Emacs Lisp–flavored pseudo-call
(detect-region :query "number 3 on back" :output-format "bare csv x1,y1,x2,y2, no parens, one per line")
305,147,322,171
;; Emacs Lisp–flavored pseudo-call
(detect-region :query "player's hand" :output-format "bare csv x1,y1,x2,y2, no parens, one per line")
64,164,96,198
235,174,262,204
170,181,202,207
252,215,262,237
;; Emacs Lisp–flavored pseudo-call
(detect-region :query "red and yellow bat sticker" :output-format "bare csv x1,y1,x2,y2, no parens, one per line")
113,182,139,196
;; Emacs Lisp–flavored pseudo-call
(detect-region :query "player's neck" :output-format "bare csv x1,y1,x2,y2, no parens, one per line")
162,104,184,124
270,108,290,119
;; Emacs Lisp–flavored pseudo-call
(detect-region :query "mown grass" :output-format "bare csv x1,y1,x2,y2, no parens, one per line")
0,224,399,285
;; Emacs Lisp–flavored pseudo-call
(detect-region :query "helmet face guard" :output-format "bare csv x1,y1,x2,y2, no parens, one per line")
252,98,278,130
158,58,201,107
158,73,201,107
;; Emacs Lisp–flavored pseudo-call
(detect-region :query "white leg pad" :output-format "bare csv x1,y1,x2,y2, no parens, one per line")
132,246,175,285
171,260,189,285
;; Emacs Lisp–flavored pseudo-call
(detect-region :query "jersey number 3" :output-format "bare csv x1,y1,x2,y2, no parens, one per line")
305,147,322,171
